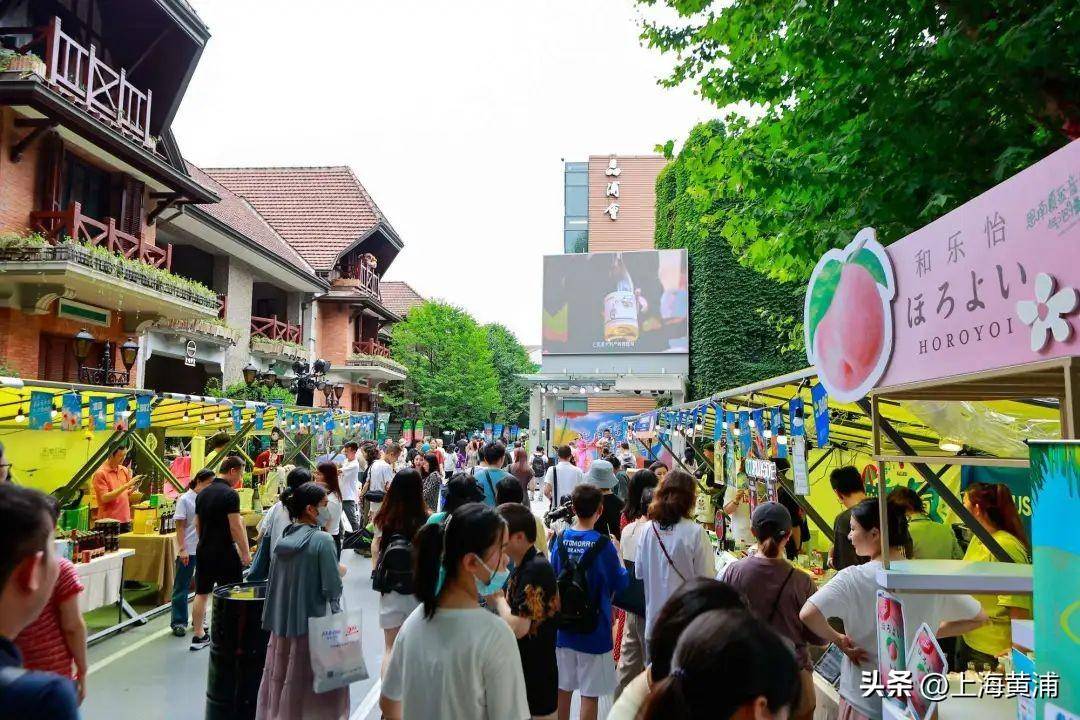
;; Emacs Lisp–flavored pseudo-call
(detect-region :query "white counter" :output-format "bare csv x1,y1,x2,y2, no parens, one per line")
74,549,135,613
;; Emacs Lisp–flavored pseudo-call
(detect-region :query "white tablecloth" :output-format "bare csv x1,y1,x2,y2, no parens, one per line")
75,549,135,613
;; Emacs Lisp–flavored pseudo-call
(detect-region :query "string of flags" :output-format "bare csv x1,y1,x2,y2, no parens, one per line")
17,389,377,440
624,381,833,455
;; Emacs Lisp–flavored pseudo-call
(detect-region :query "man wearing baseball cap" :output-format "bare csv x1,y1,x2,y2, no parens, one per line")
719,501,823,720
582,459,625,541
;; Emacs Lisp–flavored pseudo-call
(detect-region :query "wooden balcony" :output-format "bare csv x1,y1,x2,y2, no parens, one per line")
30,202,171,269
332,261,380,299
40,16,153,146
250,315,302,344
353,339,391,357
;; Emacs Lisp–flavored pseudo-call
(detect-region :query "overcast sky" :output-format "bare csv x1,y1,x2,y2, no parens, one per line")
174,1,715,346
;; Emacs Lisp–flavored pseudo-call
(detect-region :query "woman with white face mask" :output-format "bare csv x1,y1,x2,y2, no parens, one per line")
257,482,348,720
380,503,530,720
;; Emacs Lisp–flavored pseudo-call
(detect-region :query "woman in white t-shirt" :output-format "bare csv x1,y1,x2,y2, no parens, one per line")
315,462,344,557
800,499,987,720
615,483,656,697
634,470,716,656
380,503,529,720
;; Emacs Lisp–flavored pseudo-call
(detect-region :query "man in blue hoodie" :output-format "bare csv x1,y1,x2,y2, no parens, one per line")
549,484,628,720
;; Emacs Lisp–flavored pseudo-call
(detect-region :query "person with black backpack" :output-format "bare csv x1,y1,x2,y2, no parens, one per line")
372,468,430,678
548,484,628,720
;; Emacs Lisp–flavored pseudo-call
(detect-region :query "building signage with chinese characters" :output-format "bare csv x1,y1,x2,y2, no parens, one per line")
804,140,1080,394
603,156,621,220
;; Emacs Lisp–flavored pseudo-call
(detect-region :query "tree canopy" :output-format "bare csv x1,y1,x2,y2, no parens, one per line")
656,124,806,396
638,0,1079,282
387,301,504,431
484,323,537,428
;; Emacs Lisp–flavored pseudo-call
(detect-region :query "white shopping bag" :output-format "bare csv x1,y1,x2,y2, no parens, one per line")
308,609,368,693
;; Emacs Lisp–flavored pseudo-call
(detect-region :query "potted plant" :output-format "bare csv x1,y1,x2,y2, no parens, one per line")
5,52,46,78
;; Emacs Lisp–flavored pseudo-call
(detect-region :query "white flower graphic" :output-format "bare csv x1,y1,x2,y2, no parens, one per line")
1016,273,1078,352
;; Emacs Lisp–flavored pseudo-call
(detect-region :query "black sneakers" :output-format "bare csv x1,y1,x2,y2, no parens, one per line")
171,624,186,637
190,633,211,651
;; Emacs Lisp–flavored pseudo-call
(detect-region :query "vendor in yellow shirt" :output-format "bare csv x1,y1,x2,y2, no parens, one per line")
888,487,962,559
958,481,1031,669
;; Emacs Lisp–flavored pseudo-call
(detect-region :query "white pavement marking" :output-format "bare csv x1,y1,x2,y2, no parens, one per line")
350,679,382,720
87,626,172,676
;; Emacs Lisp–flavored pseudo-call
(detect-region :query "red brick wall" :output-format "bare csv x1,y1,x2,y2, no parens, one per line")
0,307,132,382
0,108,41,234
316,302,351,366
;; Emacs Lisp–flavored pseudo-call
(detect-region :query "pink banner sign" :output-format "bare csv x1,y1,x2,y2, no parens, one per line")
878,140,1080,387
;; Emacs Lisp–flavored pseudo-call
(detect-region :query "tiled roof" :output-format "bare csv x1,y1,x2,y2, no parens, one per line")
184,163,318,278
203,166,396,272
379,281,425,317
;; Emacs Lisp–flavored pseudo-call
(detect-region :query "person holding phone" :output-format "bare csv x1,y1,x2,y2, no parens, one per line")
92,445,137,522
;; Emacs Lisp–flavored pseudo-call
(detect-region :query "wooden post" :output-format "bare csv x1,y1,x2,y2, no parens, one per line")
143,90,153,146
85,43,96,109
70,202,82,243
46,17,60,83
117,67,126,127
164,243,172,271
105,216,117,254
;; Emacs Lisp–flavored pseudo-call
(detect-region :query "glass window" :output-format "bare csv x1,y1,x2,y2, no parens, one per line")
561,398,588,414
564,184,588,217
564,230,588,254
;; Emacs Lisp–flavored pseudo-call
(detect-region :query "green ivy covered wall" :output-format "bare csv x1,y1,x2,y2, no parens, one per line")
655,124,806,398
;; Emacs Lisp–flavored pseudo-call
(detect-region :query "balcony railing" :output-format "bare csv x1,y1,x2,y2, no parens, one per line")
250,315,302,344
42,16,153,146
30,202,171,269
353,339,391,358
333,261,380,299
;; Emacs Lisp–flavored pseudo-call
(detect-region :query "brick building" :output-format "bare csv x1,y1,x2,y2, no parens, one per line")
206,167,409,411
0,2,413,408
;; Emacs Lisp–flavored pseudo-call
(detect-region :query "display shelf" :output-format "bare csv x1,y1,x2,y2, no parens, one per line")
875,560,1032,594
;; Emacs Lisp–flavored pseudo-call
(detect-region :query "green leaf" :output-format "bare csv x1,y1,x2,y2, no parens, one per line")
806,259,842,351
848,248,888,288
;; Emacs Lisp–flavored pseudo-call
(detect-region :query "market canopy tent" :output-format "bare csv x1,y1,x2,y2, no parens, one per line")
0,377,375,499
623,365,1060,559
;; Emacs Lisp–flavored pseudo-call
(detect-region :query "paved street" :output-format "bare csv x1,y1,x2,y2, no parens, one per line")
80,498,611,720
82,551,384,720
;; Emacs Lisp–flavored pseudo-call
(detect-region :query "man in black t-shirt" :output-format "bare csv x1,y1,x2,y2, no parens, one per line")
827,465,870,571
494,503,558,719
190,456,251,650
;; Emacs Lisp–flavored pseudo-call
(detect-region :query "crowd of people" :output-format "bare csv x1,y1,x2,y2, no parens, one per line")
0,433,1034,720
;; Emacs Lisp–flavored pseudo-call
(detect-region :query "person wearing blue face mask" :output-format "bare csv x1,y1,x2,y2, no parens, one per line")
381,503,529,720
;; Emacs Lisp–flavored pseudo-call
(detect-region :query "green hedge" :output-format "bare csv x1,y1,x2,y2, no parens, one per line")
655,124,806,398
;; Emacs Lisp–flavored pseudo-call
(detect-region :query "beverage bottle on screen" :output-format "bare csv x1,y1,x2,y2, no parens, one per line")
604,253,639,342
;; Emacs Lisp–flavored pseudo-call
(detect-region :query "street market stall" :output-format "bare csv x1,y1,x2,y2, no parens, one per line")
0,376,376,642
623,139,1080,719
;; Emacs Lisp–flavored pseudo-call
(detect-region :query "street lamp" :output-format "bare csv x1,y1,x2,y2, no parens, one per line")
73,329,94,364
242,362,259,386
71,329,136,386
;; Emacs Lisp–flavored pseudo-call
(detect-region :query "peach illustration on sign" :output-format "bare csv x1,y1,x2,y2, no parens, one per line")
804,228,896,402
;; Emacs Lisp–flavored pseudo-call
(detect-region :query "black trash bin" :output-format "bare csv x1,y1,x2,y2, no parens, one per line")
205,581,271,720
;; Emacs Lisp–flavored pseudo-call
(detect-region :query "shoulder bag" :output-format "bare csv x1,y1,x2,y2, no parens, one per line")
651,521,687,582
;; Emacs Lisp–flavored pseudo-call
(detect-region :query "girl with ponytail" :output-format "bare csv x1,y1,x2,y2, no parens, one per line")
640,609,799,720
379,502,529,720
802,499,986,719
958,482,1032,667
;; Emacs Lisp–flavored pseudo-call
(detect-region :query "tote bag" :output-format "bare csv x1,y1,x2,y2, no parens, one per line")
308,608,368,693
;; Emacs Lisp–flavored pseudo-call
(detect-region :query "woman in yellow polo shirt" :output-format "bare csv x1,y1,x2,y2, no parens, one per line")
958,482,1031,670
